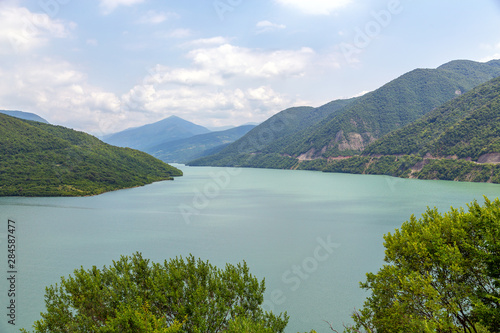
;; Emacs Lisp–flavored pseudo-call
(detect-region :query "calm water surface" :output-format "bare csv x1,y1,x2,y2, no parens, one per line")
1,165,499,332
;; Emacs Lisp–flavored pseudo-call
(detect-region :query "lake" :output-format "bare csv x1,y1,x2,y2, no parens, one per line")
1,165,500,333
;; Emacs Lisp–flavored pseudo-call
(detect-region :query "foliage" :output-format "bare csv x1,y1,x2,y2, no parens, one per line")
21,253,289,333
0,113,182,197
288,60,500,158
349,197,500,333
188,101,355,166
190,153,300,170
323,156,371,174
191,59,500,168
364,75,500,160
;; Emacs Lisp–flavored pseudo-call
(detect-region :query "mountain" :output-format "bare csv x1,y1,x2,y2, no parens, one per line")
148,125,256,163
103,115,211,150
0,113,182,196
190,59,500,168
0,110,49,123
363,75,500,159
286,59,500,158
188,100,356,167
307,75,500,183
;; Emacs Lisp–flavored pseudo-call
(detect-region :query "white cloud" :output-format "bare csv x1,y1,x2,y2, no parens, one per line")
275,0,352,15
256,20,286,34
0,57,122,135
121,84,296,128
187,44,315,78
182,36,231,48
136,10,178,24
144,65,224,86
0,5,74,54
114,43,319,129
99,0,145,15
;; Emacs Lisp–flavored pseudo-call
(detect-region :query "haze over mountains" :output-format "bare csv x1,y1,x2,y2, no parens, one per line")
103,115,211,151
102,115,256,163
148,125,256,163
0,110,49,124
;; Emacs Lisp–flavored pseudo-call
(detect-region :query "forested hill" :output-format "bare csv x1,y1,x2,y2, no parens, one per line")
190,59,500,169
363,75,500,159
284,59,500,158
304,75,500,183
0,113,182,196
188,99,356,168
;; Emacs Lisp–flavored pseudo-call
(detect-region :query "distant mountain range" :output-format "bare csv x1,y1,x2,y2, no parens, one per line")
189,59,500,175
148,125,256,163
0,113,181,196
102,115,256,163
102,115,211,151
0,110,49,123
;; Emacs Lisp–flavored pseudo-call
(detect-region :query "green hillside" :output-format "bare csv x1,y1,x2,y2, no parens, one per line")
0,113,182,196
190,59,500,168
306,75,500,183
287,59,500,158
364,75,500,158
188,100,356,167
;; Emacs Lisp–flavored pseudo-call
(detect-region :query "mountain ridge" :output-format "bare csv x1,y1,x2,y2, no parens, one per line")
300,75,500,183
0,110,49,123
103,115,211,151
189,59,500,170
149,124,256,163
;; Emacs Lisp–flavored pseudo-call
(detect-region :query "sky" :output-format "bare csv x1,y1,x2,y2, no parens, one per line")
0,0,500,136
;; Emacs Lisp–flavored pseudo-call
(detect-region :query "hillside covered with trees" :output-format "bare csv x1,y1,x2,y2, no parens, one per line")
309,75,500,183
0,113,182,196
189,59,500,171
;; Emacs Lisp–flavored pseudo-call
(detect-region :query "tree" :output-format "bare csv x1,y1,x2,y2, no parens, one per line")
21,253,289,333
348,197,500,333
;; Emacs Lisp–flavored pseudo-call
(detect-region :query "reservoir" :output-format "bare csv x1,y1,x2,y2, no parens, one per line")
1,165,499,332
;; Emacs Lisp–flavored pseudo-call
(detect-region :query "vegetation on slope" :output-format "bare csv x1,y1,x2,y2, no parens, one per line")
363,75,500,158
287,59,500,158
188,100,356,166
0,113,182,196
191,59,500,169
310,75,500,183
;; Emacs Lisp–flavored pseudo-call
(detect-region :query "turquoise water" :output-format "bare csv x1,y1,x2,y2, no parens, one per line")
1,165,499,332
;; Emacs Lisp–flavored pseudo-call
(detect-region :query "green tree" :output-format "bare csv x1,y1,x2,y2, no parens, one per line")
21,253,289,333
348,197,500,333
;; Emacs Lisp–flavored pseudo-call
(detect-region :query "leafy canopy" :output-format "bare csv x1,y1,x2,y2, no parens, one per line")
349,197,500,333
22,253,289,333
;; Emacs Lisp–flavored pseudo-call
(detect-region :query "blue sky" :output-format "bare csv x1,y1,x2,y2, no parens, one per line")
1,0,499,135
